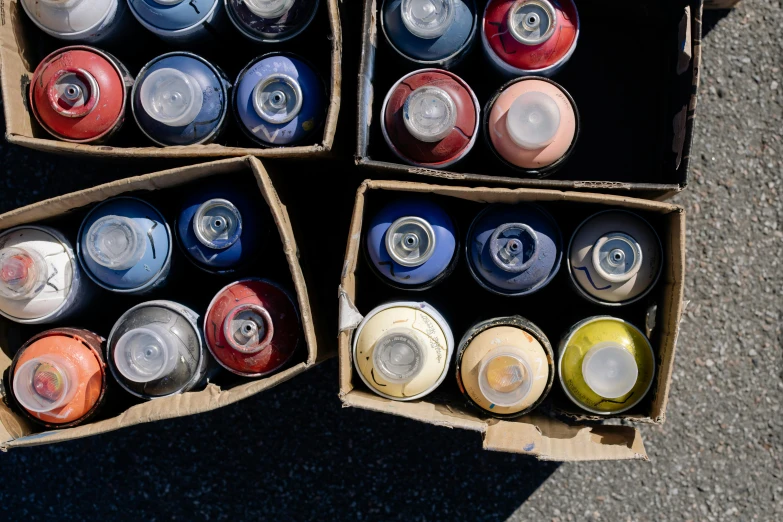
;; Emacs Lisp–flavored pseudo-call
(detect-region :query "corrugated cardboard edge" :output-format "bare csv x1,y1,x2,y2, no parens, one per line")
0,0,341,157
0,156,320,449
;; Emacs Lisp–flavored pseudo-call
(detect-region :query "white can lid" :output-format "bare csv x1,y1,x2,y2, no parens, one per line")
582,342,639,399
113,325,180,383
140,68,204,128
13,355,78,413
244,0,296,18
372,330,427,383
505,90,561,150
401,0,456,39
403,86,457,143
86,215,147,270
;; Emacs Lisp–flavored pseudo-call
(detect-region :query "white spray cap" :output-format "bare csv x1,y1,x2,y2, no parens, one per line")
0,247,48,300
478,352,533,407
86,215,147,270
401,0,456,39
113,324,180,383
505,90,561,150
244,0,296,18
139,68,204,128
193,199,243,250
592,232,643,283
13,355,78,413
253,73,303,125
403,86,457,143
582,342,638,399
372,329,426,383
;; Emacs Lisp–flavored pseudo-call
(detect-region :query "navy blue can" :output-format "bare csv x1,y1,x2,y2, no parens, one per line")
78,197,172,294
382,0,477,68
226,0,319,43
127,0,226,44
233,53,327,147
132,53,231,147
466,204,562,296
365,199,458,290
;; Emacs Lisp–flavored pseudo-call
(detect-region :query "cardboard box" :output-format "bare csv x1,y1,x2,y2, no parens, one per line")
0,156,322,449
0,0,342,158
355,0,703,199
338,180,686,461
704,0,741,8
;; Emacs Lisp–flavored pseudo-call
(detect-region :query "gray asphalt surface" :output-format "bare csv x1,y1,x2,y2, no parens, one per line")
1,1,782,521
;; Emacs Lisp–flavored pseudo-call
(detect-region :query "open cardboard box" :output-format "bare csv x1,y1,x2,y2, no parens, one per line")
355,0,703,199
0,156,322,449
0,0,342,158
338,180,686,461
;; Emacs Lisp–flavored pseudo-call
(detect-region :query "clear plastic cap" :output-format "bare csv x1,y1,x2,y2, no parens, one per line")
253,73,303,125
86,215,147,271
478,352,533,407
505,91,561,150
401,0,455,39
0,247,48,300
373,329,425,383
13,355,78,413
592,232,643,283
508,0,557,45
403,86,457,143
385,216,437,267
582,342,638,399
244,0,295,18
193,199,243,250
224,304,274,355
139,68,204,128
113,324,180,383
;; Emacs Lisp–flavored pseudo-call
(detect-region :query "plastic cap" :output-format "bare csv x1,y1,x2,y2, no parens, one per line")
13,355,78,413
582,342,638,399
113,325,180,383
253,73,303,125
508,0,556,45
478,352,533,407
373,330,425,383
385,216,437,267
505,91,561,150
244,0,295,18
193,199,243,250
592,232,643,283
403,86,457,143
401,0,455,39
139,68,204,127
0,247,47,300
224,304,274,354
86,215,147,270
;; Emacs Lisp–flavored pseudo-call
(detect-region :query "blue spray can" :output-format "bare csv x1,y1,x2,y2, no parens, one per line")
466,204,562,296
381,0,477,68
233,53,327,147
225,0,319,43
132,53,231,147
127,0,226,44
365,199,458,290
77,197,172,294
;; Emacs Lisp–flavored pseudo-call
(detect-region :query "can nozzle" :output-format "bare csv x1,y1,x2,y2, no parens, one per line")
401,0,456,39
372,329,426,383
505,91,561,150
403,86,457,143
13,355,78,413
139,68,204,128
489,222,540,273
253,73,303,125
592,232,643,283
508,0,557,45
385,216,437,267
581,342,638,399
47,67,100,118
192,199,243,250
244,0,296,18
0,247,48,300
86,215,147,270
478,352,533,407
223,304,274,354
113,324,180,383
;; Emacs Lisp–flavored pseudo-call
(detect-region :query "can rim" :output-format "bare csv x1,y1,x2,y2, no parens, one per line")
225,0,321,43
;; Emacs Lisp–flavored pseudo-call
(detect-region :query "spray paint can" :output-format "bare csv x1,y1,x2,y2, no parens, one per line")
77,197,172,294
204,279,300,377
107,301,209,399
482,0,579,77
353,301,453,401
484,77,578,177
132,53,231,147
456,316,553,418
365,199,458,290
30,46,133,144
381,0,477,68
466,203,562,296
8,328,107,428
0,226,92,325
234,53,326,147
226,0,319,43
558,316,656,415
568,210,663,307
127,0,226,44
20,0,134,44
382,69,479,168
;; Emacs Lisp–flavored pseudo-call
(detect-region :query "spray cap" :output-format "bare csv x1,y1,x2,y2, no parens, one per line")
489,222,540,273
244,0,296,18
253,73,303,125
592,232,643,283
505,91,561,150
0,247,48,300
582,342,638,399
403,86,457,143
113,324,180,383
193,199,243,250
385,216,437,267
401,0,456,39
13,355,78,413
478,352,533,407
372,329,426,383
47,68,100,118
224,304,274,354
508,0,556,45
86,215,147,270
139,68,204,128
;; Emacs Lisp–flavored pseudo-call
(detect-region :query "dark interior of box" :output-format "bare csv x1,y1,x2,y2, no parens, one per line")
9,0,333,148
351,189,674,421
363,0,694,186
0,169,305,432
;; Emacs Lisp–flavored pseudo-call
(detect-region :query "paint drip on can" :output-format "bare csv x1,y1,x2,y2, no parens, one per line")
127,0,226,44
20,0,134,45
234,53,326,147
365,198,458,290
482,0,579,76
466,203,562,296
107,301,209,399
381,0,477,68
353,301,454,401
484,77,578,177
382,69,479,168
8,328,107,428
568,210,663,306
77,197,172,294
204,279,300,377
558,316,656,415
30,46,133,143
226,0,319,43
456,316,554,418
